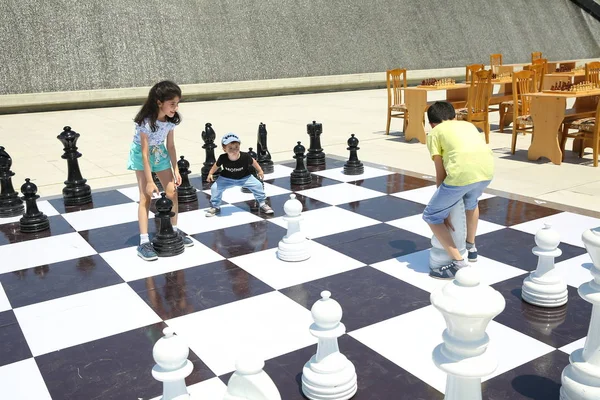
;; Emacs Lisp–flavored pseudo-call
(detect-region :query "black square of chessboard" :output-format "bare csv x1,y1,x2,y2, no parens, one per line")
281,157,348,171
346,173,435,194
0,310,32,368
48,189,133,214
79,220,149,253
280,266,431,332
478,197,563,226
264,174,341,191
0,214,75,246
336,195,425,222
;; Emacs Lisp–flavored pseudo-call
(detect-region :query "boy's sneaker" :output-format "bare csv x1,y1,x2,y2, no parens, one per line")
467,247,478,262
137,242,158,261
260,204,274,214
429,262,460,279
205,207,220,217
177,231,194,247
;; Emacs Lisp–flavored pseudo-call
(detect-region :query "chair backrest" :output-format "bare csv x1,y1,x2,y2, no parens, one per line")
386,69,407,108
490,54,503,74
467,69,493,116
512,70,537,118
465,64,484,81
585,61,600,88
531,52,542,63
525,63,545,92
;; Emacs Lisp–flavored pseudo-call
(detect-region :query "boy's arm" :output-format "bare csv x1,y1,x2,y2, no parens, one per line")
433,155,447,187
251,158,264,179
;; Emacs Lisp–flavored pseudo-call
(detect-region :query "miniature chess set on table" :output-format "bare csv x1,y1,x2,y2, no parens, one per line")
491,72,513,82
1,120,600,400
545,81,597,93
418,78,457,88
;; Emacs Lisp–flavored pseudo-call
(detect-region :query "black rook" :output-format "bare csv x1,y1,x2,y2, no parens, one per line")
57,126,92,206
0,146,24,217
306,120,325,166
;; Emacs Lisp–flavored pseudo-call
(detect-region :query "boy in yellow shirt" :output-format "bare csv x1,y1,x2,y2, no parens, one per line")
422,101,494,279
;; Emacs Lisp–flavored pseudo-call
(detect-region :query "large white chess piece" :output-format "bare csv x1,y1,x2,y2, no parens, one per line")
521,223,568,307
560,228,600,399
431,267,506,400
152,327,193,400
223,355,281,400
430,200,467,269
301,291,357,400
277,194,310,261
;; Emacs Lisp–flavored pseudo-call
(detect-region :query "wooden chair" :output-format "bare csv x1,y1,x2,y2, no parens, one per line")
456,69,494,143
386,69,408,135
465,64,484,81
524,63,545,92
509,70,537,154
585,61,600,88
499,69,538,134
531,52,542,63
490,54,503,74
560,102,600,166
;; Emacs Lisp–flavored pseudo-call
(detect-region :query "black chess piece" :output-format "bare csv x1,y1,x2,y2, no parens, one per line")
0,146,24,217
152,172,164,192
57,126,92,206
343,134,364,175
152,193,185,257
306,121,325,166
290,141,312,185
19,178,50,233
201,123,220,182
242,147,261,193
176,155,197,203
257,122,274,174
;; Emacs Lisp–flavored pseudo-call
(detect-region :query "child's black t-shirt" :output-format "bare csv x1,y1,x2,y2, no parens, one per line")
216,152,253,179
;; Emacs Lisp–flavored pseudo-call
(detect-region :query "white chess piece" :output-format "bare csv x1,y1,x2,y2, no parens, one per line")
560,228,600,399
431,267,506,400
152,327,193,400
277,194,310,261
430,200,468,269
223,355,281,400
301,291,357,400
521,223,568,307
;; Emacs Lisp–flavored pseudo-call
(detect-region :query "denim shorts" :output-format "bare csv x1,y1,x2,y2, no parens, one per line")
126,142,172,172
422,180,491,225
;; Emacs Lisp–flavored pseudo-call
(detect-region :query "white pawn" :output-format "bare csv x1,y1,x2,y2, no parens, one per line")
152,327,193,400
223,355,281,400
277,194,310,261
560,228,600,399
430,200,468,270
521,223,568,307
301,291,357,400
431,267,506,400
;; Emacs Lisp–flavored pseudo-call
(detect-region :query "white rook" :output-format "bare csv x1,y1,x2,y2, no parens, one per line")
430,200,467,270
560,228,600,399
522,223,568,307
431,267,506,400
152,327,193,400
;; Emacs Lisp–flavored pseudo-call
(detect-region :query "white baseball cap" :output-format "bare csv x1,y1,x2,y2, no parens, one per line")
222,133,240,145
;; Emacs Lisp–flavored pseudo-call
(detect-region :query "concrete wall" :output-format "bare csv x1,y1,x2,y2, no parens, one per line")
1,0,599,95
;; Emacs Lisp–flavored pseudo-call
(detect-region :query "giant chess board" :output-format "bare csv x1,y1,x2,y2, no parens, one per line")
0,157,599,399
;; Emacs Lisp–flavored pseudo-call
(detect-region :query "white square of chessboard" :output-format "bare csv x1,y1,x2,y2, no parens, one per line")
311,166,394,182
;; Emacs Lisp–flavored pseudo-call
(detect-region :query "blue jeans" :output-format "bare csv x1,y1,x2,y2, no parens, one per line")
422,180,491,225
210,175,266,208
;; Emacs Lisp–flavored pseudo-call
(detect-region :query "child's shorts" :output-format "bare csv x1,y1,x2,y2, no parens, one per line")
422,180,491,225
127,142,171,172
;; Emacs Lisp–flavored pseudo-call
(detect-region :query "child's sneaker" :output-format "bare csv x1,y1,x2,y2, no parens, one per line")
205,207,220,217
177,231,194,247
429,261,460,279
137,242,158,261
467,246,478,262
260,204,274,214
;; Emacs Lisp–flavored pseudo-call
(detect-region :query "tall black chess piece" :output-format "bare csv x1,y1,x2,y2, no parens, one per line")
201,123,220,182
19,178,50,233
343,134,364,175
257,122,274,174
176,155,197,203
152,193,185,257
0,146,24,217
242,147,261,193
57,126,92,206
152,172,164,192
290,141,312,185
306,120,325,166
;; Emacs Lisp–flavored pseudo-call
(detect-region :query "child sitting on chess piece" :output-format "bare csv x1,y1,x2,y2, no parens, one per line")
205,133,274,217
422,101,494,279
127,80,194,261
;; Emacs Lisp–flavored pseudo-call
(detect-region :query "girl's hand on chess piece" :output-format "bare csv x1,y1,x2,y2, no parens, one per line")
146,182,159,197
174,170,182,187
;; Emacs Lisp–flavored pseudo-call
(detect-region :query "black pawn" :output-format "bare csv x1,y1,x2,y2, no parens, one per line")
57,126,92,206
176,155,197,203
19,178,50,233
306,120,325,166
343,134,364,175
152,193,184,257
257,122,274,174
290,141,312,185
201,123,220,182
0,146,24,217
242,147,261,193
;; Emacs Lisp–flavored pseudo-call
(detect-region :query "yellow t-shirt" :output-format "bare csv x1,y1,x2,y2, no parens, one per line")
426,120,494,186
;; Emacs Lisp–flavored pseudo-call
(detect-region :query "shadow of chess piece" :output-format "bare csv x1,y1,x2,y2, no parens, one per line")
152,193,184,257
201,122,220,182
290,141,312,185
257,122,274,174
176,155,197,203
242,147,262,194
57,126,92,206
19,178,50,233
343,134,364,175
152,172,164,192
0,146,24,217
306,120,325,166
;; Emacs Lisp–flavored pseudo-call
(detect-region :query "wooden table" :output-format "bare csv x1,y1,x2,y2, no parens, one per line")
543,71,586,90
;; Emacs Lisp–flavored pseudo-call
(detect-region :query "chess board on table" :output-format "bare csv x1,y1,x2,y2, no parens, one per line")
0,156,598,400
